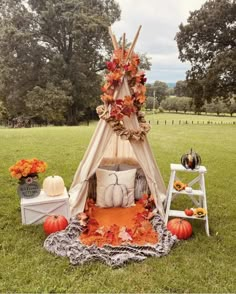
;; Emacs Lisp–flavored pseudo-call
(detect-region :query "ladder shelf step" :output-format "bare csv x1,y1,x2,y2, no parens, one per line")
168,210,206,220
171,189,204,196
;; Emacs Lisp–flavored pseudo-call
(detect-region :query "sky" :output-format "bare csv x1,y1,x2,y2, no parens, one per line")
112,0,207,84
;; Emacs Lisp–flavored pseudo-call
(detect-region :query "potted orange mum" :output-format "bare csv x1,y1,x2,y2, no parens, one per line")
9,158,47,198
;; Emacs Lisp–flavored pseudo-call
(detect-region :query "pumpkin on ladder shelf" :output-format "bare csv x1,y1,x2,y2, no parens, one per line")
181,148,201,170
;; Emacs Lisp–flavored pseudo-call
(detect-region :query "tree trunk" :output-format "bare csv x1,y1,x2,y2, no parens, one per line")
67,104,78,125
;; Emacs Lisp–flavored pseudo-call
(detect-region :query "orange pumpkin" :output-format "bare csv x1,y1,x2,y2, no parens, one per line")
43,215,68,235
167,218,192,240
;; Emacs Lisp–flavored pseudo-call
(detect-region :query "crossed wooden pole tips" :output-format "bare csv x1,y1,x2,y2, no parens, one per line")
108,25,142,63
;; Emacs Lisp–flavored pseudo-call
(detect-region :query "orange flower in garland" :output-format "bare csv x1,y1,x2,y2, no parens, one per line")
9,158,47,180
109,70,123,82
101,93,113,104
101,48,147,121
106,61,117,71
110,100,124,120
101,82,111,93
122,96,136,117
113,48,128,64
136,73,147,84
123,95,134,107
136,94,146,104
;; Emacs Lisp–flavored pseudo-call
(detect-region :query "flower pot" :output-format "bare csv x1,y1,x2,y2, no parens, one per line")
17,174,41,199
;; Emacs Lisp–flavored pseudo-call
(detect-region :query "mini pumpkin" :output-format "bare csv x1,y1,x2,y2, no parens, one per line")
181,148,201,170
167,218,192,240
104,173,129,207
43,175,65,196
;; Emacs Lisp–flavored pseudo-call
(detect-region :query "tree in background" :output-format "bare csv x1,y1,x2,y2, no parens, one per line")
0,0,120,125
160,97,175,112
203,97,236,116
167,87,175,96
145,83,153,97
174,80,189,97
145,96,159,111
228,99,236,116
175,0,236,110
25,83,73,125
203,101,228,116
0,100,8,124
160,97,193,113
146,81,169,103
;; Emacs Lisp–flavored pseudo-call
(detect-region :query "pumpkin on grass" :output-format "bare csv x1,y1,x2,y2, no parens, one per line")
104,173,129,207
167,218,192,240
43,215,68,235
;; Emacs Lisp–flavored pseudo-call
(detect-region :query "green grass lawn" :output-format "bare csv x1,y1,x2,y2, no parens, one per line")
0,113,236,293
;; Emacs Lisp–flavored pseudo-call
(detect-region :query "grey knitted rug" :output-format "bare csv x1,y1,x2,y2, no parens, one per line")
44,214,178,267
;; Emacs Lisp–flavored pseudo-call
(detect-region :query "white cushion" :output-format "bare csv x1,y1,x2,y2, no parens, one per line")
96,168,136,208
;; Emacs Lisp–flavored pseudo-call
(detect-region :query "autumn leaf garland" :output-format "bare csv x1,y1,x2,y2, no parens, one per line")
100,48,147,121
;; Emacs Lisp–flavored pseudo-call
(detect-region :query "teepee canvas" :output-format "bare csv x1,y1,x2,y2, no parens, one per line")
69,26,166,217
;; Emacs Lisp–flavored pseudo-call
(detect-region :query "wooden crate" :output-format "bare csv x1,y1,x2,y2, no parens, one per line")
21,188,70,225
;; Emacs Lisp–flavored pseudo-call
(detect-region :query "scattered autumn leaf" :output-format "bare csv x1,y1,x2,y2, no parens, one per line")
118,227,133,242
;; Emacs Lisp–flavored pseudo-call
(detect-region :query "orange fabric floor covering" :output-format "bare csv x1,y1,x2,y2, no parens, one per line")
80,203,158,247
92,203,145,227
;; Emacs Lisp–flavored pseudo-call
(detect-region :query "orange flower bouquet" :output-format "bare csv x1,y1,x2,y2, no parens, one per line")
9,158,47,198
9,158,47,181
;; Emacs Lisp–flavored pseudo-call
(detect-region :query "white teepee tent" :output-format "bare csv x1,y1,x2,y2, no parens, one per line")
69,26,166,217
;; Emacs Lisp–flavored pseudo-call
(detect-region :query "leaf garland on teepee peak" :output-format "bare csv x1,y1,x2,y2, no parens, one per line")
100,48,147,121
97,27,150,141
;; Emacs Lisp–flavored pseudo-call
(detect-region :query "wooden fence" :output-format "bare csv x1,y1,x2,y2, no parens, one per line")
151,120,236,125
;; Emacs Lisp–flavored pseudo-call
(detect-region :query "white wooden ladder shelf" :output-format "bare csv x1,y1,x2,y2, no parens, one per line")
165,163,210,236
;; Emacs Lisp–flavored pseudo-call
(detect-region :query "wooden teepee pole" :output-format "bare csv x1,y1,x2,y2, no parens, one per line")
108,27,118,50
125,25,142,62
113,34,119,50
108,27,116,49
121,33,126,62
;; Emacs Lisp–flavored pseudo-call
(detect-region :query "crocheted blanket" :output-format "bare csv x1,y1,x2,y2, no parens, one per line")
44,214,177,267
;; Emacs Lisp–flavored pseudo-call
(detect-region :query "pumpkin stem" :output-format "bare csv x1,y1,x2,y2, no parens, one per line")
109,173,119,185
45,213,57,218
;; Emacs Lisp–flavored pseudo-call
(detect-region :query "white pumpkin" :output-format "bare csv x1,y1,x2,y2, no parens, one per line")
43,175,65,196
